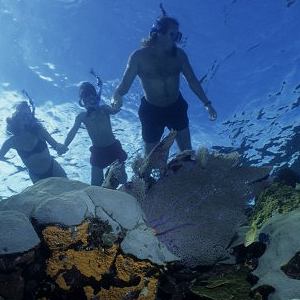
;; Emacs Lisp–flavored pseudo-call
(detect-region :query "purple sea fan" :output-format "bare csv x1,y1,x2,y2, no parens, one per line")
136,151,271,266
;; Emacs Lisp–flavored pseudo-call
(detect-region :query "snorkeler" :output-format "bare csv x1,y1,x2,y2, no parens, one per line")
112,5,217,156
62,81,127,186
0,100,67,183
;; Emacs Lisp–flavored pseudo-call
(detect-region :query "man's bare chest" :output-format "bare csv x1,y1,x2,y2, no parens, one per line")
139,55,181,79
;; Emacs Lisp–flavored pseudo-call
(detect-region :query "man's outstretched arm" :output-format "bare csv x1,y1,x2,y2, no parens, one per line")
179,49,217,121
112,51,139,110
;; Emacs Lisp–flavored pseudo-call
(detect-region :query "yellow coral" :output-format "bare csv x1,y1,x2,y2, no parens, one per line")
42,222,89,250
82,255,159,300
83,286,98,300
115,254,156,282
98,284,157,300
43,222,158,297
47,246,118,290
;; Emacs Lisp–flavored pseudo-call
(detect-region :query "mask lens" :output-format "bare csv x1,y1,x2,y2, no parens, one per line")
170,31,182,43
83,95,97,106
176,32,182,43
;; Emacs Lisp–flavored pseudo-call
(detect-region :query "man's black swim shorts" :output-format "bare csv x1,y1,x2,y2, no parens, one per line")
138,93,189,143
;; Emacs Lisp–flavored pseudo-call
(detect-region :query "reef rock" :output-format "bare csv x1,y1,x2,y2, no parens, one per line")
33,189,95,226
252,208,300,300
245,183,300,245
0,177,89,217
0,177,176,265
0,210,40,255
190,266,253,300
0,177,179,299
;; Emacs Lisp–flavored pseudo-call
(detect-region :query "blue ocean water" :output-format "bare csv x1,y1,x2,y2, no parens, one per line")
0,0,299,197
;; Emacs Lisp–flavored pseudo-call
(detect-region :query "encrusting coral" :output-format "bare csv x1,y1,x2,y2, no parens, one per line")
43,220,159,299
245,183,300,245
42,222,89,251
190,266,254,300
0,178,171,299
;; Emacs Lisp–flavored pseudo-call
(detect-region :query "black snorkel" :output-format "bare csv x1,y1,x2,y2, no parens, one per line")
6,90,39,135
159,3,167,16
21,89,35,117
150,3,183,56
90,68,103,100
150,3,167,37
78,69,102,109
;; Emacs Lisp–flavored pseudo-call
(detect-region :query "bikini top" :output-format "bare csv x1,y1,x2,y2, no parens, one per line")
16,138,48,160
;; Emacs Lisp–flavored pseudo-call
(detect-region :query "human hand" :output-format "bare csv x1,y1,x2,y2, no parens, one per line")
111,93,123,111
206,104,217,121
56,143,69,155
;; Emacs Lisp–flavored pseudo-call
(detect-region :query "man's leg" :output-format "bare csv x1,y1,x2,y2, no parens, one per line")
91,166,104,186
175,127,192,152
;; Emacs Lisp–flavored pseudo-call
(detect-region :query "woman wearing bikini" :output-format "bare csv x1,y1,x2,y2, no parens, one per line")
0,101,67,183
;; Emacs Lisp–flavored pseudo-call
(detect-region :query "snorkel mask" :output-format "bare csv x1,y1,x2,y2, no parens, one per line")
150,21,182,43
150,3,183,44
78,82,100,108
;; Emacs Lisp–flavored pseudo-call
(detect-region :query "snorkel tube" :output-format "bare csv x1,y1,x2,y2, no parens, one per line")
6,90,37,135
159,3,167,16
90,68,103,99
21,89,35,117
150,3,183,44
78,70,103,108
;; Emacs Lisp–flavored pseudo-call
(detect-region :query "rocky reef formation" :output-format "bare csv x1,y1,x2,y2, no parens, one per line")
245,183,300,245
2,144,299,299
243,183,300,300
252,208,300,299
190,265,255,300
0,178,176,300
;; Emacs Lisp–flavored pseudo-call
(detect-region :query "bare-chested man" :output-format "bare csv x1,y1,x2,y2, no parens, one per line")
112,16,217,156
63,82,127,186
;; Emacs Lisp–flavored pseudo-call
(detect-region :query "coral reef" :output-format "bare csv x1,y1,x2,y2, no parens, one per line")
245,183,300,245
0,177,175,299
281,251,300,280
252,208,300,299
273,167,300,188
102,159,128,189
190,266,253,300
42,220,159,299
4,150,300,298
0,210,40,255
138,130,177,179
128,148,271,266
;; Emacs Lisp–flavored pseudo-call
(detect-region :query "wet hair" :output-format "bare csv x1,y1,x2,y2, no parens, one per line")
78,81,99,107
6,101,40,136
142,16,179,47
